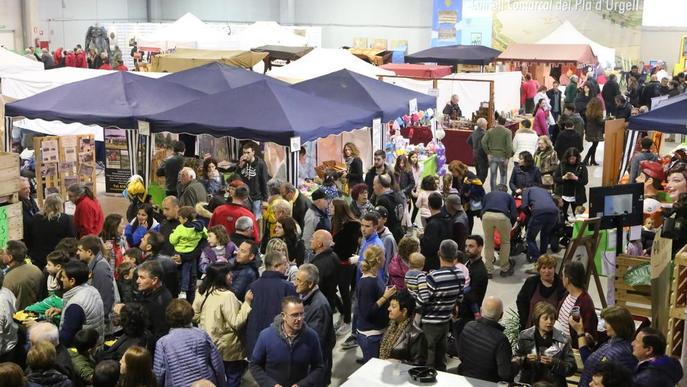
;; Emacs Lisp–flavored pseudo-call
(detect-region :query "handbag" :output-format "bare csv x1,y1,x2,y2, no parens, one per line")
542,173,554,186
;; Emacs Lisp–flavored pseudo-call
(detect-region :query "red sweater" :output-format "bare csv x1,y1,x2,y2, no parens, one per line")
75,52,87,68
209,202,260,243
74,195,104,237
99,63,112,70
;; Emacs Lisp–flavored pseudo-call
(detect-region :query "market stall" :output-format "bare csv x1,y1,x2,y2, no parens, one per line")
4,71,204,189
267,48,394,83
536,21,616,69
137,13,233,52
251,45,313,72
497,43,598,87
405,44,501,71
1,67,166,141
149,48,268,72
380,63,453,79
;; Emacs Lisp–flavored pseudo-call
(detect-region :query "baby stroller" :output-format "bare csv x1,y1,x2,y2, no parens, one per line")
494,194,528,256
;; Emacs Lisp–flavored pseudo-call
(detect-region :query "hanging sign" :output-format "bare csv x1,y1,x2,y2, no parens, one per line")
104,127,132,194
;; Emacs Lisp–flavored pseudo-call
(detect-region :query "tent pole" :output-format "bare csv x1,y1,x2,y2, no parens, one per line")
4,117,12,153
488,80,495,128
285,145,299,186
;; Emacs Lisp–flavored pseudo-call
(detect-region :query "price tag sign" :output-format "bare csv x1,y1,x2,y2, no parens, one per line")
137,120,150,136
372,118,382,152
290,136,301,152
409,98,418,114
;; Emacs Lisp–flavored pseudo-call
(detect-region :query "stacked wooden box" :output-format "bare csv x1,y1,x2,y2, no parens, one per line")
0,152,24,242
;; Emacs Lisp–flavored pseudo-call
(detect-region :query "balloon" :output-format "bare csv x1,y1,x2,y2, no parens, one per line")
392,120,400,130
435,128,446,141
426,108,434,117
417,111,425,119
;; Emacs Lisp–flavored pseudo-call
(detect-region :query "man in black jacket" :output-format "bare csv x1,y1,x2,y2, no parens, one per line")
135,260,173,346
282,182,310,233
295,264,335,385
602,74,621,117
239,141,269,219
140,231,180,297
457,296,515,383
373,174,404,242
640,75,662,107
156,141,185,197
554,121,583,160
420,192,453,271
364,150,394,197
309,230,339,308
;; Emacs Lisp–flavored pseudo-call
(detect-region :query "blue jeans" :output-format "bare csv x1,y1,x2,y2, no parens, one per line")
224,360,247,387
527,211,559,262
356,332,383,363
488,156,508,191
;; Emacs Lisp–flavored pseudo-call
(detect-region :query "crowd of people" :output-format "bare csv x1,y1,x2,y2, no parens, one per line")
23,45,129,71
0,62,686,387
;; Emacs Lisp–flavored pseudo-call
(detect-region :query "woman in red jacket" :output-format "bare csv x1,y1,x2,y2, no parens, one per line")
67,183,104,237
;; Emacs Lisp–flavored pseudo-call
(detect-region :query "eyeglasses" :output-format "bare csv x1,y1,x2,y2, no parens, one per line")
286,312,305,320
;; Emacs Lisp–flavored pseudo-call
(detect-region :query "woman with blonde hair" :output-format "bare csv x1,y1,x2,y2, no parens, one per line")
534,136,559,189
266,237,297,281
343,142,364,186
119,345,157,387
582,97,604,166
26,193,76,269
355,245,396,362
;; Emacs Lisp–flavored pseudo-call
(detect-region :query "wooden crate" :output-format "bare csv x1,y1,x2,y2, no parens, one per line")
0,152,21,199
667,252,687,356
5,201,22,241
614,255,652,319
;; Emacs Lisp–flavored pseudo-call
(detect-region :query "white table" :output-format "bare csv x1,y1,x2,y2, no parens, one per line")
341,358,500,387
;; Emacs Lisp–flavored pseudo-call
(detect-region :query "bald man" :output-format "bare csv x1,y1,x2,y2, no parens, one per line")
309,230,340,308
456,296,514,383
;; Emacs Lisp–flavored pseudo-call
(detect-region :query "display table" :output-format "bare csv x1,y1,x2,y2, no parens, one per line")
341,358,498,387
401,126,475,166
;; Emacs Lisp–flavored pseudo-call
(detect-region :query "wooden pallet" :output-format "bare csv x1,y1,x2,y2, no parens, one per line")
667,250,687,356
614,255,652,319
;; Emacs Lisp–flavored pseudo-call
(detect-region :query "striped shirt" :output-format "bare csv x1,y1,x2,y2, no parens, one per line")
555,294,578,338
404,269,427,299
417,267,465,324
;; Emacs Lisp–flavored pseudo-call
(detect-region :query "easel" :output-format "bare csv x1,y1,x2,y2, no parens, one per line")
558,217,607,308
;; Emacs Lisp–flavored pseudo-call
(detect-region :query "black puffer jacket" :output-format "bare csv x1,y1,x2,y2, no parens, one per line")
26,369,73,387
457,318,515,383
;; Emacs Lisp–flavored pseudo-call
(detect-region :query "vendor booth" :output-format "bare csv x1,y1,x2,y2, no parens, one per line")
267,48,394,83
251,45,313,72
149,48,268,72
348,48,392,66
497,43,598,87
536,21,616,69
0,47,44,78
3,71,204,196
137,13,233,52
380,63,453,79
1,67,166,142
405,44,502,71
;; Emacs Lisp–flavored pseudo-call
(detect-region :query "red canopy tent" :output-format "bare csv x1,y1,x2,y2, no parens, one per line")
380,63,453,79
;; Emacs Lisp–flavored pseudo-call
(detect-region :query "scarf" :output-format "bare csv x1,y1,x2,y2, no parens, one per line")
379,319,409,360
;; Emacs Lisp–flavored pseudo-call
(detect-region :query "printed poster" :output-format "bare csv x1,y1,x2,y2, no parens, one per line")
104,127,132,193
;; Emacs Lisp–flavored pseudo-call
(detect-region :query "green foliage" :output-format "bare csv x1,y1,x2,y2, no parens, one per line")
503,308,521,351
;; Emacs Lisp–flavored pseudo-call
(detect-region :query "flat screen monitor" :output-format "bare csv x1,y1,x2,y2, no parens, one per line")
589,183,644,229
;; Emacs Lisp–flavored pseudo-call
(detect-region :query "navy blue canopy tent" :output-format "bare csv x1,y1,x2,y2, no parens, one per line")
161,61,287,94
628,93,687,133
405,45,501,66
142,79,378,146
292,69,436,122
4,71,206,128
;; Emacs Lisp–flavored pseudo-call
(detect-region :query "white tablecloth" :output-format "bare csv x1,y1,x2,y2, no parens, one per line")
341,358,499,387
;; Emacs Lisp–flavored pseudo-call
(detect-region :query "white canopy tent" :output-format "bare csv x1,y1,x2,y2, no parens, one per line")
382,71,522,118
227,21,308,50
537,21,616,69
267,48,394,83
138,13,233,52
0,47,44,78
1,67,166,141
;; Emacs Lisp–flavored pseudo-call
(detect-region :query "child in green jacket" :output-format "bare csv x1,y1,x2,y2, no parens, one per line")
69,329,99,386
169,206,207,300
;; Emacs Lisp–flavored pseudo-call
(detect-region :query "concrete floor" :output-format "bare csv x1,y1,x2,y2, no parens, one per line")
92,137,677,386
